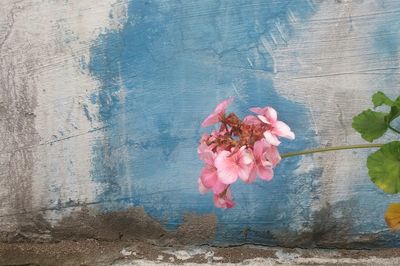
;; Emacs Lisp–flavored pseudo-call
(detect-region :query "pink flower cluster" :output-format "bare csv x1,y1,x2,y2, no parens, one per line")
198,98,295,208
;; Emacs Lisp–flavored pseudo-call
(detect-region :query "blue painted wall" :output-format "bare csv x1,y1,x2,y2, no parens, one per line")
87,0,400,246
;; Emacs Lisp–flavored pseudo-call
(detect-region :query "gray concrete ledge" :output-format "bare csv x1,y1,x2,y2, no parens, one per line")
1,240,400,265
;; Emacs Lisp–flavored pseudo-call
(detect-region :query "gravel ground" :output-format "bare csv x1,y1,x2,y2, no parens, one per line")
1,240,400,265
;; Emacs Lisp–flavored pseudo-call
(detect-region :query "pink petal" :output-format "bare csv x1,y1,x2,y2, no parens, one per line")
253,139,266,158
250,106,277,123
215,151,239,184
249,107,265,115
198,143,215,165
246,167,257,184
272,121,295,139
200,166,218,188
212,180,227,194
264,107,277,123
243,115,261,125
225,199,236,209
197,141,208,154
213,188,235,208
201,113,220,127
201,152,215,166
239,147,254,165
265,146,281,166
260,157,273,168
213,195,224,208
224,189,235,208
214,97,233,113
200,133,210,143
198,178,209,195
214,196,235,209
257,115,271,124
257,164,274,181
237,148,254,182
263,131,281,146
202,98,233,128
217,166,238,184
238,166,253,183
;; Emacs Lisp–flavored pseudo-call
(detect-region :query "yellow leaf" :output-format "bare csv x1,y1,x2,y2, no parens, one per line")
385,203,400,231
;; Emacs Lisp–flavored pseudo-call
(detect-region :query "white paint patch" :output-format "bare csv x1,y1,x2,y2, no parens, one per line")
0,0,129,221
265,0,400,212
292,156,315,176
162,247,209,261
121,248,133,256
275,249,300,262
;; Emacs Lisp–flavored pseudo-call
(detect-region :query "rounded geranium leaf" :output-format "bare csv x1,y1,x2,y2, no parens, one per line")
352,109,388,142
372,91,394,108
367,141,400,194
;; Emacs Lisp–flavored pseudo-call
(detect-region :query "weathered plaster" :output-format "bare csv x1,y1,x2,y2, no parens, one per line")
0,0,39,236
0,0,128,235
1,0,400,248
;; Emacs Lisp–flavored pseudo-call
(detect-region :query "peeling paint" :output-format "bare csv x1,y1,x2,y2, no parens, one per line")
1,0,400,248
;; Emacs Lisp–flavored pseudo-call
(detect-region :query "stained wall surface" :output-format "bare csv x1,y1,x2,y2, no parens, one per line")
1,0,400,247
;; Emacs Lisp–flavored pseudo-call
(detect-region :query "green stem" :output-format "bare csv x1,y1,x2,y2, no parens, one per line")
281,143,384,159
389,125,400,134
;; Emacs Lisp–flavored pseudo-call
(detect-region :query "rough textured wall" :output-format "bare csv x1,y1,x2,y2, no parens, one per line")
1,0,400,247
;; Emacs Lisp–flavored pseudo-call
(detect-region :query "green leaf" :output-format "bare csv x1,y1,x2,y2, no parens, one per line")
386,106,400,124
352,109,388,142
367,141,400,194
372,91,394,108
395,96,400,107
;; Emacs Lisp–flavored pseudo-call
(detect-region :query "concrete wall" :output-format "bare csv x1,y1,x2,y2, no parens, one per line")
1,0,400,247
